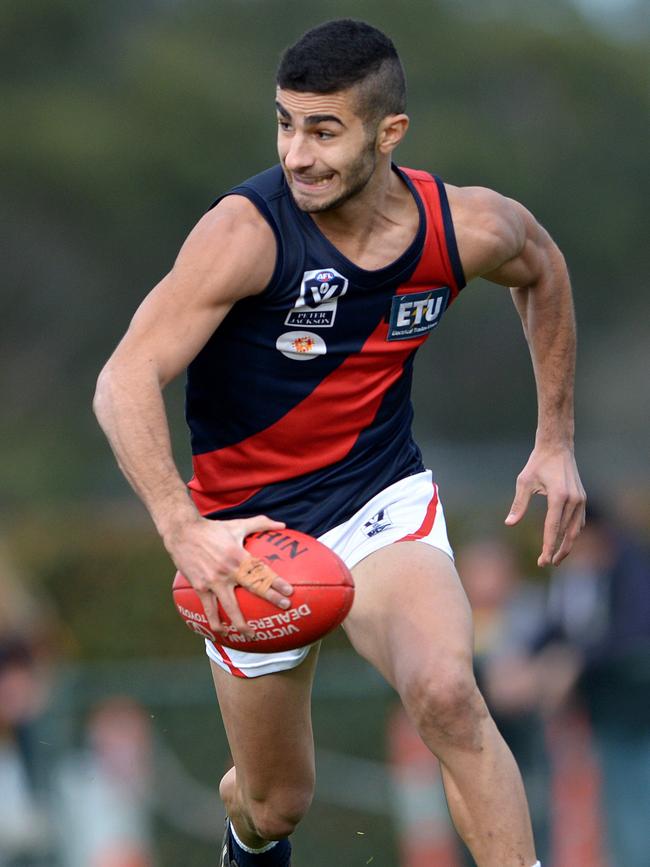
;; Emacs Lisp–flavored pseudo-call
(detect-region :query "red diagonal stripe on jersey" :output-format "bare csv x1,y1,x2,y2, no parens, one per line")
189,316,423,513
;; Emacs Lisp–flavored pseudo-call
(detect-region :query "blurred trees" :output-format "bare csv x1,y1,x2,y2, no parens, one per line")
1,0,648,507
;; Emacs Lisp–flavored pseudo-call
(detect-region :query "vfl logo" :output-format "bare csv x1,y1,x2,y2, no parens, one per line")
387,287,450,341
285,267,348,328
362,508,393,538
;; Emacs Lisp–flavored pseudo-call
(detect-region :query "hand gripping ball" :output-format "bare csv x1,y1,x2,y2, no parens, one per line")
172,528,355,653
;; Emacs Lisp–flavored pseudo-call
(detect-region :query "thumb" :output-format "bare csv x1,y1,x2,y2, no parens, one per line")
505,479,532,526
238,514,286,538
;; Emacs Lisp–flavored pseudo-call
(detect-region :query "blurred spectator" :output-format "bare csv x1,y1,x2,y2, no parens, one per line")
536,504,650,867
0,547,56,867
51,696,155,867
457,538,551,865
0,638,50,866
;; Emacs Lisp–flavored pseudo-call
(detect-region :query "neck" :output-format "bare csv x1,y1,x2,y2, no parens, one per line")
310,157,403,242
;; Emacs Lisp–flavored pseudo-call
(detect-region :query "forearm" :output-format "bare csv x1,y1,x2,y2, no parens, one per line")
456,188,586,560
511,245,576,447
93,359,199,539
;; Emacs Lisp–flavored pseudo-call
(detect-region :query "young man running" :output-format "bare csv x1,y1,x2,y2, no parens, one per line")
94,19,585,867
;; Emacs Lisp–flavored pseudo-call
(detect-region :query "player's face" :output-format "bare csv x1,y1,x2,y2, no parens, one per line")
276,87,378,213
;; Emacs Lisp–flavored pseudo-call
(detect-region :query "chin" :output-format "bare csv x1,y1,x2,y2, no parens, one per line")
295,196,340,214
291,184,358,214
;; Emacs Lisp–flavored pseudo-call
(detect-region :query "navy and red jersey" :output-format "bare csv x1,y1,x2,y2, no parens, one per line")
186,164,465,537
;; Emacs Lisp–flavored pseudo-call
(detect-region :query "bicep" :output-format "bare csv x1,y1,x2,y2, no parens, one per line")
483,207,559,290
107,197,276,386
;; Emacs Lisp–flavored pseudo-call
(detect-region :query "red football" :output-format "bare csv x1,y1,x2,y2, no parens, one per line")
172,528,355,653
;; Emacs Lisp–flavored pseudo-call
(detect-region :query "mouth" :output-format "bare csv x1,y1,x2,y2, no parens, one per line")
290,173,335,192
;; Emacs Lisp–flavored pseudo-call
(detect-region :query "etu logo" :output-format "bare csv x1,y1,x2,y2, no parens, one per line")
387,287,450,341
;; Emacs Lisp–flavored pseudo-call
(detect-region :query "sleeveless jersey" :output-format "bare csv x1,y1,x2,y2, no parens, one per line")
186,164,465,537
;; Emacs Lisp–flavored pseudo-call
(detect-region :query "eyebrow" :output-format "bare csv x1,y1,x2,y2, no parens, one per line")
275,100,345,128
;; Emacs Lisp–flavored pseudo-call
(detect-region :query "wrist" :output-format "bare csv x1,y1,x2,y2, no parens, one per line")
534,430,575,451
153,494,202,547
535,413,575,449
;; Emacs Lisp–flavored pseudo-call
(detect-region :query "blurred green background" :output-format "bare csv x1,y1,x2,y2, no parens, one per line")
1,0,648,865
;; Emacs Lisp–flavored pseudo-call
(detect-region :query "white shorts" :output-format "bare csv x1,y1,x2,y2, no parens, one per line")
206,469,453,678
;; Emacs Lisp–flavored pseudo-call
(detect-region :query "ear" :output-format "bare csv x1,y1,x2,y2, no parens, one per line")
377,114,409,154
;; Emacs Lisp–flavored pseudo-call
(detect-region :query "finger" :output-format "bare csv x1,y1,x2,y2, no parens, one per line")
505,476,534,526
271,575,294,598
260,589,293,609
252,574,294,609
550,507,577,566
197,590,225,635
262,579,294,609
235,559,294,609
552,497,586,565
233,557,292,610
217,586,255,639
237,514,286,539
538,498,567,567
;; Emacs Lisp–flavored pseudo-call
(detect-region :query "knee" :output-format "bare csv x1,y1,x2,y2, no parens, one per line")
403,663,488,751
219,765,313,841
247,785,313,841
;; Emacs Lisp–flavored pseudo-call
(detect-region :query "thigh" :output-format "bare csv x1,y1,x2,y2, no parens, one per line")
210,643,319,799
345,542,474,690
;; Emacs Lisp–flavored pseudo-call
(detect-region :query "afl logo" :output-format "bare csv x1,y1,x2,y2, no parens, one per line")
285,266,348,328
276,331,327,361
303,269,347,307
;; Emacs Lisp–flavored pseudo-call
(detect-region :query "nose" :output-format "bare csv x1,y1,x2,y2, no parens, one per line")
282,132,315,173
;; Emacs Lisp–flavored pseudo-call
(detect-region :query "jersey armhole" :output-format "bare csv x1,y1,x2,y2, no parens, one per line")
208,187,285,297
433,176,467,291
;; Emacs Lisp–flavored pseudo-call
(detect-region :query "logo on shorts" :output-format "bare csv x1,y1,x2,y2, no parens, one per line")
387,287,450,341
362,508,393,538
276,330,327,360
285,268,348,328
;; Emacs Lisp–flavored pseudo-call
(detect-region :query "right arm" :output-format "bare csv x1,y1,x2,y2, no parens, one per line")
93,197,293,636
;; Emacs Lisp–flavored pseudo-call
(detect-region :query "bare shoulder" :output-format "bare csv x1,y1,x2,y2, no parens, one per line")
445,184,534,282
172,194,277,303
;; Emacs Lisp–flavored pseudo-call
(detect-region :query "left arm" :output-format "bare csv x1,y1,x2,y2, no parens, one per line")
448,185,586,566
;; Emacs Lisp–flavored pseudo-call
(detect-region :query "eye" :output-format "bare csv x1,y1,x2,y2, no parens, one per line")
316,130,334,140
277,119,292,132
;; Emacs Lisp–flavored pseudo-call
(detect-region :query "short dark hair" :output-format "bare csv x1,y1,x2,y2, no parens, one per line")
277,19,406,126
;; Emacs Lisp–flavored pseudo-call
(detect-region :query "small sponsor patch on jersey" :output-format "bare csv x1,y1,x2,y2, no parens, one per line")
285,267,348,328
361,508,393,538
387,287,450,341
276,330,327,361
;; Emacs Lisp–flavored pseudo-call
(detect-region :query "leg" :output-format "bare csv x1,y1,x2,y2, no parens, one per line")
211,644,319,847
346,543,537,867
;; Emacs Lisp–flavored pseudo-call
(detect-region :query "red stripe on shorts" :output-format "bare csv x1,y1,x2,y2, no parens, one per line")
212,643,247,678
398,483,439,543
